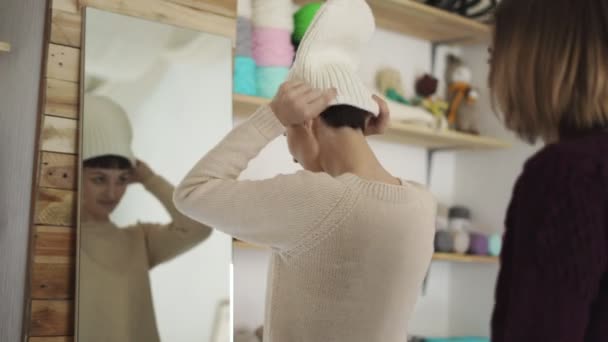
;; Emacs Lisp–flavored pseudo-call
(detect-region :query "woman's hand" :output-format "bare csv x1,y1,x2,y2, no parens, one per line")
130,160,154,184
364,95,391,136
270,81,337,127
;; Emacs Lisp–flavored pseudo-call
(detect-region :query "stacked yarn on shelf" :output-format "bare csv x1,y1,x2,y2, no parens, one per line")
234,0,256,95
434,206,503,257
252,0,294,98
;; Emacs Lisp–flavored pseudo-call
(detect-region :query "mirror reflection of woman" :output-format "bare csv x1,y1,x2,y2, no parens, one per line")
79,95,212,342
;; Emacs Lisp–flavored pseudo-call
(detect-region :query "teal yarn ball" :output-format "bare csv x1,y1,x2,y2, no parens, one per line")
488,233,503,256
234,56,256,96
256,67,289,98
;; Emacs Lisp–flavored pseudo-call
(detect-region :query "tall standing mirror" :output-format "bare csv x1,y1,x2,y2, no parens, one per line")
77,8,232,342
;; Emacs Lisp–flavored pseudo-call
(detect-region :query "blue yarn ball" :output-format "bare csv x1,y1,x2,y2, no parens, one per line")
234,56,256,96
256,66,289,98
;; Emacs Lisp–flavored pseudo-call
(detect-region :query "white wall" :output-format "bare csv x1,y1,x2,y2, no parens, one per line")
0,0,46,340
233,28,459,338
85,9,232,342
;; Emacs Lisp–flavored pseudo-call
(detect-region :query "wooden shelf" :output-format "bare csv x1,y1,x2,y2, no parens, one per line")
233,94,509,150
0,41,11,53
234,241,498,264
387,121,509,150
432,252,498,264
233,94,269,115
293,0,491,44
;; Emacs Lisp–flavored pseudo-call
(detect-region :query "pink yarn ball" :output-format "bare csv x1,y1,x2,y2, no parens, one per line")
252,27,294,67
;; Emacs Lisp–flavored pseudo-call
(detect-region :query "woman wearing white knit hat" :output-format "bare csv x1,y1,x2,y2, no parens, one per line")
175,0,435,341
79,94,213,342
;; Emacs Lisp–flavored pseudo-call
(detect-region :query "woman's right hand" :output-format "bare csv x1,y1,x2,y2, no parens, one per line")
270,81,337,127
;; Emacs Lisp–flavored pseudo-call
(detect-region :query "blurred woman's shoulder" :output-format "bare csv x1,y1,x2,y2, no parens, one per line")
525,130,608,175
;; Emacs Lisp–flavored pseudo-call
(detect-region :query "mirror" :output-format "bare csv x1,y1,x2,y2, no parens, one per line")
77,8,232,342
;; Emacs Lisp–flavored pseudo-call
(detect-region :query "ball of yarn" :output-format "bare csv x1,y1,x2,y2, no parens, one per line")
252,0,294,31
452,230,470,254
252,27,294,67
435,231,454,253
237,0,253,19
237,17,253,57
488,233,503,256
293,2,323,43
469,232,489,255
449,206,471,219
234,56,257,96
256,66,289,98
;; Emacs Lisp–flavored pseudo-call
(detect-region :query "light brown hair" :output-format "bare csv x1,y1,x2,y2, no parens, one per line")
489,0,608,143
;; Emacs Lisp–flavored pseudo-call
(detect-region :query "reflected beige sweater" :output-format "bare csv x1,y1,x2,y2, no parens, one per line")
79,174,212,342
174,105,436,342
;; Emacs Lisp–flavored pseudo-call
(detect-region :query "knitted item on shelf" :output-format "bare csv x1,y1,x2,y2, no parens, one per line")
293,2,323,43
237,0,253,18
252,0,294,31
252,27,295,67
488,233,502,256
435,230,454,253
469,232,489,255
256,66,289,98
236,17,253,57
452,230,471,254
234,56,257,96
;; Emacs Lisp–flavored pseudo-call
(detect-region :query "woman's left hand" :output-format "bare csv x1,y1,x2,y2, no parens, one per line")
130,160,154,184
364,95,391,136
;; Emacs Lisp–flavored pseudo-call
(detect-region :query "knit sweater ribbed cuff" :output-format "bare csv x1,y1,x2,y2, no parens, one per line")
248,105,285,140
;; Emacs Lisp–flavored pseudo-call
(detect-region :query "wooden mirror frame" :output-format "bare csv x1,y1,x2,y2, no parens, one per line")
25,1,236,340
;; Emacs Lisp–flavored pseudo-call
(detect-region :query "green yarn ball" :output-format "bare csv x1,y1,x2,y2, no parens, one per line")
293,2,323,43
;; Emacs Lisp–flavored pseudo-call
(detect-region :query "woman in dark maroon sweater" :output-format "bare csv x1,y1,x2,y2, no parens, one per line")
489,0,608,341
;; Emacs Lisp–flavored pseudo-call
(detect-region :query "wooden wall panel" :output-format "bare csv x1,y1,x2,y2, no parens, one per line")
52,0,80,14
30,337,74,342
25,0,237,340
82,0,236,41
50,10,82,47
30,300,74,336
41,116,78,154
34,226,76,263
47,44,80,82
39,152,78,190
34,188,76,227
45,78,79,119
32,226,75,300
32,262,75,300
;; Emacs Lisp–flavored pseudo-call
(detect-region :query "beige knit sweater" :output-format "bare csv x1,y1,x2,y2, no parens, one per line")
78,173,212,342
174,105,437,342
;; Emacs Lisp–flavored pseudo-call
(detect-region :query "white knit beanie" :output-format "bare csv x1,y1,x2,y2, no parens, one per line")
83,94,136,167
287,0,379,116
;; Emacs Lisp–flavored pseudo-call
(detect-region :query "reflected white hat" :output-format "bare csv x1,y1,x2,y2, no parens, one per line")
83,95,136,167
287,0,379,116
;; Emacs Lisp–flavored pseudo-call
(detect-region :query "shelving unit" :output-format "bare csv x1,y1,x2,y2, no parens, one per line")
233,93,509,150
234,240,498,264
0,41,11,53
293,0,491,44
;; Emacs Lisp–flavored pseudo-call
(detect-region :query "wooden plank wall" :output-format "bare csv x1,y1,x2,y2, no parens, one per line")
26,0,236,340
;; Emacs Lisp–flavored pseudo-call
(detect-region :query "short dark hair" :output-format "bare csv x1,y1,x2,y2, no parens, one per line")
83,155,132,170
320,105,371,131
